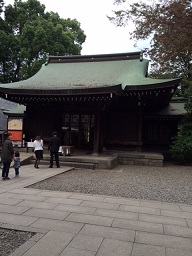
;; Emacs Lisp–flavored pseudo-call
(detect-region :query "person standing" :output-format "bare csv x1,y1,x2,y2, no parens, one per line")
1,133,14,180
63,128,72,156
14,151,20,176
48,131,60,168
33,136,43,168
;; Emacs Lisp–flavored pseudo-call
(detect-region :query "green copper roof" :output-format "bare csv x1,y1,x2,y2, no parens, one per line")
0,52,181,92
0,98,17,110
157,102,186,116
3,104,26,115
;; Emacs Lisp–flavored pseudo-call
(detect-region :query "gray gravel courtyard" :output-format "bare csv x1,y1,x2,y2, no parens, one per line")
28,164,192,205
0,228,35,256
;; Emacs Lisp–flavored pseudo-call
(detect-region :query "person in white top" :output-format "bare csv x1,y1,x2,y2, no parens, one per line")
33,136,43,168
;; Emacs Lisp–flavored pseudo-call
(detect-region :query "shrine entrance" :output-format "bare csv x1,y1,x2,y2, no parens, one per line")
61,113,95,150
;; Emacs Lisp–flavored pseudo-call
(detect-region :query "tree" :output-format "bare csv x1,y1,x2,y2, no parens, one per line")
170,112,192,164
109,0,192,79
170,65,192,164
0,0,86,83
0,0,4,12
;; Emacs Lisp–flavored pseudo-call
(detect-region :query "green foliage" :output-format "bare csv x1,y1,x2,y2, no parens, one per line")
170,65,192,163
0,0,4,13
170,134,192,164
109,0,192,78
170,114,192,164
0,0,86,82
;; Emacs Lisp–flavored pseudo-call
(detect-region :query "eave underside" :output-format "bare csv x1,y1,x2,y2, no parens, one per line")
0,83,178,110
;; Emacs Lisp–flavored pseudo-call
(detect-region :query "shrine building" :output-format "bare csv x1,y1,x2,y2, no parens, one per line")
0,51,182,154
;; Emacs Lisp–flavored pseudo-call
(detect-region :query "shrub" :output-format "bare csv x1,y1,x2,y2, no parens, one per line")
170,113,192,164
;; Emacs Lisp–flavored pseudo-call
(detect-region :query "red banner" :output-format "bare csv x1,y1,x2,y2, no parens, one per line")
8,130,22,141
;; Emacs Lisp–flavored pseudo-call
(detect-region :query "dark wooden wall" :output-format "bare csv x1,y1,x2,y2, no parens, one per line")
24,102,180,152
104,112,139,145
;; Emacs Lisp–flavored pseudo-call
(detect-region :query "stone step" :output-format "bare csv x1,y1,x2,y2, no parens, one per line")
30,159,97,169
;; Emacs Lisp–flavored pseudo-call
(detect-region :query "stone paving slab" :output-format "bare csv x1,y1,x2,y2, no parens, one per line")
0,192,17,198
166,248,192,256
59,247,96,256
0,164,192,255
21,231,75,256
96,238,133,256
112,218,164,234
94,208,138,220
37,190,73,198
180,205,192,213
0,212,38,226
69,193,106,202
9,240,37,256
0,188,10,193
45,197,83,205
8,188,42,195
54,204,97,215
8,193,49,202
140,201,181,211
16,199,58,209
132,243,166,256
139,213,188,226
119,204,161,215
0,204,30,214
79,200,119,210
103,197,140,206
68,234,103,252
65,212,114,226
161,209,192,219
135,231,192,251
22,208,70,220
164,224,192,238
79,224,135,242
0,197,23,205
0,223,49,234
185,218,192,228
30,218,84,233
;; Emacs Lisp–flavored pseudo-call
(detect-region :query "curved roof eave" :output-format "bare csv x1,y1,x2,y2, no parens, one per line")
0,84,122,96
0,78,181,96
123,77,182,90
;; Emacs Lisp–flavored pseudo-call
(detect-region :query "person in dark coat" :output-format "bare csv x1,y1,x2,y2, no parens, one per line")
48,131,61,168
1,133,14,180
64,128,72,146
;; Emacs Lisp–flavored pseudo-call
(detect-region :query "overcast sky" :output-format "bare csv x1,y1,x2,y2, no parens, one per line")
4,0,149,55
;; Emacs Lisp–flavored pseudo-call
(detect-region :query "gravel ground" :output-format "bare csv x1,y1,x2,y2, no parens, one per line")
0,228,35,256
28,164,192,205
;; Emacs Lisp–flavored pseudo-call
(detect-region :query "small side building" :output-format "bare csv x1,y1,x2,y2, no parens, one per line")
0,98,17,145
0,98,26,147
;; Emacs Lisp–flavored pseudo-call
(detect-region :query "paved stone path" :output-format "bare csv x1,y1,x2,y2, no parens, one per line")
0,163,192,256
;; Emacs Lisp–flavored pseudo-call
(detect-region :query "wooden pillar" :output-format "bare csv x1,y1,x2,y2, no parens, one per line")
136,112,143,152
93,111,103,155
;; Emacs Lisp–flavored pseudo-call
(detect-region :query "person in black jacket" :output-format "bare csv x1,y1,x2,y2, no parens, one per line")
48,131,61,168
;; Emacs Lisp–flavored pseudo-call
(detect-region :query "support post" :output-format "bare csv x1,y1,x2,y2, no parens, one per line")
93,111,103,155
136,112,143,152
